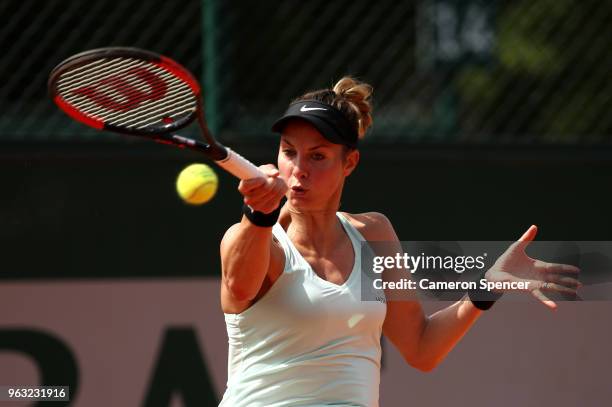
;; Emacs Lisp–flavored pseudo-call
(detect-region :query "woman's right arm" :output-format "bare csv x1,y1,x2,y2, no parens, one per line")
219,165,288,311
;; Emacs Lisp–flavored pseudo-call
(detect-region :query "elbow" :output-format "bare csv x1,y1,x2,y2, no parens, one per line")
414,361,438,373
224,277,257,302
403,353,441,373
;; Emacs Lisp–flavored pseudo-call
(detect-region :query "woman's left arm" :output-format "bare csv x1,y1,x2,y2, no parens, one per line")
358,214,580,372
383,293,481,372
356,212,474,372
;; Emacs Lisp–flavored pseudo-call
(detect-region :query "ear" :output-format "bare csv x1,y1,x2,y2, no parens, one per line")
343,149,360,177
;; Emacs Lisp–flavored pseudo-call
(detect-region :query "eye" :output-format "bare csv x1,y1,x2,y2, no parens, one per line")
282,149,296,157
312,152,325,161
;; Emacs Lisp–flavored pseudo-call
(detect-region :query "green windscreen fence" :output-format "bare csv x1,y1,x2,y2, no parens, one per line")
1,0,610,144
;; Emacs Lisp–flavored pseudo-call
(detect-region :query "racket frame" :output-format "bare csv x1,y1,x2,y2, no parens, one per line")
48,47,264,176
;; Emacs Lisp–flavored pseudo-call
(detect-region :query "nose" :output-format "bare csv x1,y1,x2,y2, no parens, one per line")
293,155,309,180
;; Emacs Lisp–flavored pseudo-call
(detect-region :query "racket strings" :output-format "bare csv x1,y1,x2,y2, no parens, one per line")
60,59,189,111
58,58,145,90
60,61,165,104
59,60,163,110
102,73,192,122
56,57,196,130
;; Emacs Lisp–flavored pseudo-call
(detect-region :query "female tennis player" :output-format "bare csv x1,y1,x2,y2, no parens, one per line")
218,77,581,406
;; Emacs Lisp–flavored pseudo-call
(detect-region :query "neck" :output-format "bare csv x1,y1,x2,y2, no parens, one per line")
282,203,345,256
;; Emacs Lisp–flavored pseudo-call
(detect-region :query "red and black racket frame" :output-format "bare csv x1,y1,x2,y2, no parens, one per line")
48,47,228,161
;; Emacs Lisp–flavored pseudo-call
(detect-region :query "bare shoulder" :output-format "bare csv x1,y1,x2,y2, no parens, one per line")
220,221,284,263
219,222,284,281
340,211,398,241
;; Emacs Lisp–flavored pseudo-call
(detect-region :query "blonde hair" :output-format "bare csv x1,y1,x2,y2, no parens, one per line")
294,76,373,141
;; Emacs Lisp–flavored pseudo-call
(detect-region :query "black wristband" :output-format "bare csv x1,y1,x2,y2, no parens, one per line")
468,271,504,310
242,203,281,227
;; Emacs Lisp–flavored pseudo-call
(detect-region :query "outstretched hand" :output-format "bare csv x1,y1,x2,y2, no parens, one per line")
484,225,581,310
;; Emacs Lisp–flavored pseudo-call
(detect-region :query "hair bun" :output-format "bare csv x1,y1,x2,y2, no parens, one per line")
332,77,373,139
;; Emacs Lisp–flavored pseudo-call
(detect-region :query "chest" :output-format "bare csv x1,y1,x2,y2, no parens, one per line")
266,261,385,338
298,237,355,286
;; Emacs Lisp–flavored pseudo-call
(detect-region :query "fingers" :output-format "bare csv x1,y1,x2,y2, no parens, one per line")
238,164,288,213
539,281,579,296
245,186,284,213
531,288,558,311
238,177,267,195
504,225,538,255
238,165,281,192
259,164,280,178
533,260,581,274
544,273,582,288
523,275,582,310
518,225,538,242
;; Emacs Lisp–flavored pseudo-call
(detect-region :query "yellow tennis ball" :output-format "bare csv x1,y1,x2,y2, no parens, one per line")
176,163,218,205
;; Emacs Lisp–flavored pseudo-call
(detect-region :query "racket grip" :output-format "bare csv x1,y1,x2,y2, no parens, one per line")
216,147,264,180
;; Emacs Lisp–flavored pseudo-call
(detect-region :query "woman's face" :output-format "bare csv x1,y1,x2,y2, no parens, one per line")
278,119,359,211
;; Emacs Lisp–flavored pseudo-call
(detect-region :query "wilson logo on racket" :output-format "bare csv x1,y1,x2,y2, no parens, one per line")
70,67,167,112
49,47,264,180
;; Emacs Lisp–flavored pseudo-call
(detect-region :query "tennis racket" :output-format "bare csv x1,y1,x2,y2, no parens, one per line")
48,47,263,180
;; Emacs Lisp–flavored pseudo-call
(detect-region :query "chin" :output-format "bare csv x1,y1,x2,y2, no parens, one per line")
288,196,310,208
288,197,336,214
287,193,315,207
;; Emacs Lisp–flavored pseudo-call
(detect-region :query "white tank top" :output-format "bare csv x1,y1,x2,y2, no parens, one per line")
219,213,387,407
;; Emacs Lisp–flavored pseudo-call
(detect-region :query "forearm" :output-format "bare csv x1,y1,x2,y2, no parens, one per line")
220,217,274,300
417,296,482,370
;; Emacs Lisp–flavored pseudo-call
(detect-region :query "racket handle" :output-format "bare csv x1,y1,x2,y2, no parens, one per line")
216,147,264,180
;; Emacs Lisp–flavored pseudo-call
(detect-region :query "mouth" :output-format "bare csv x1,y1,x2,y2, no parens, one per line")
291,186,308,195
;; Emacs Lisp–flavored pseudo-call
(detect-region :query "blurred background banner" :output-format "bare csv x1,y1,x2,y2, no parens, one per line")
1,0,610,143
1,1,612,406
2,280,612,407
